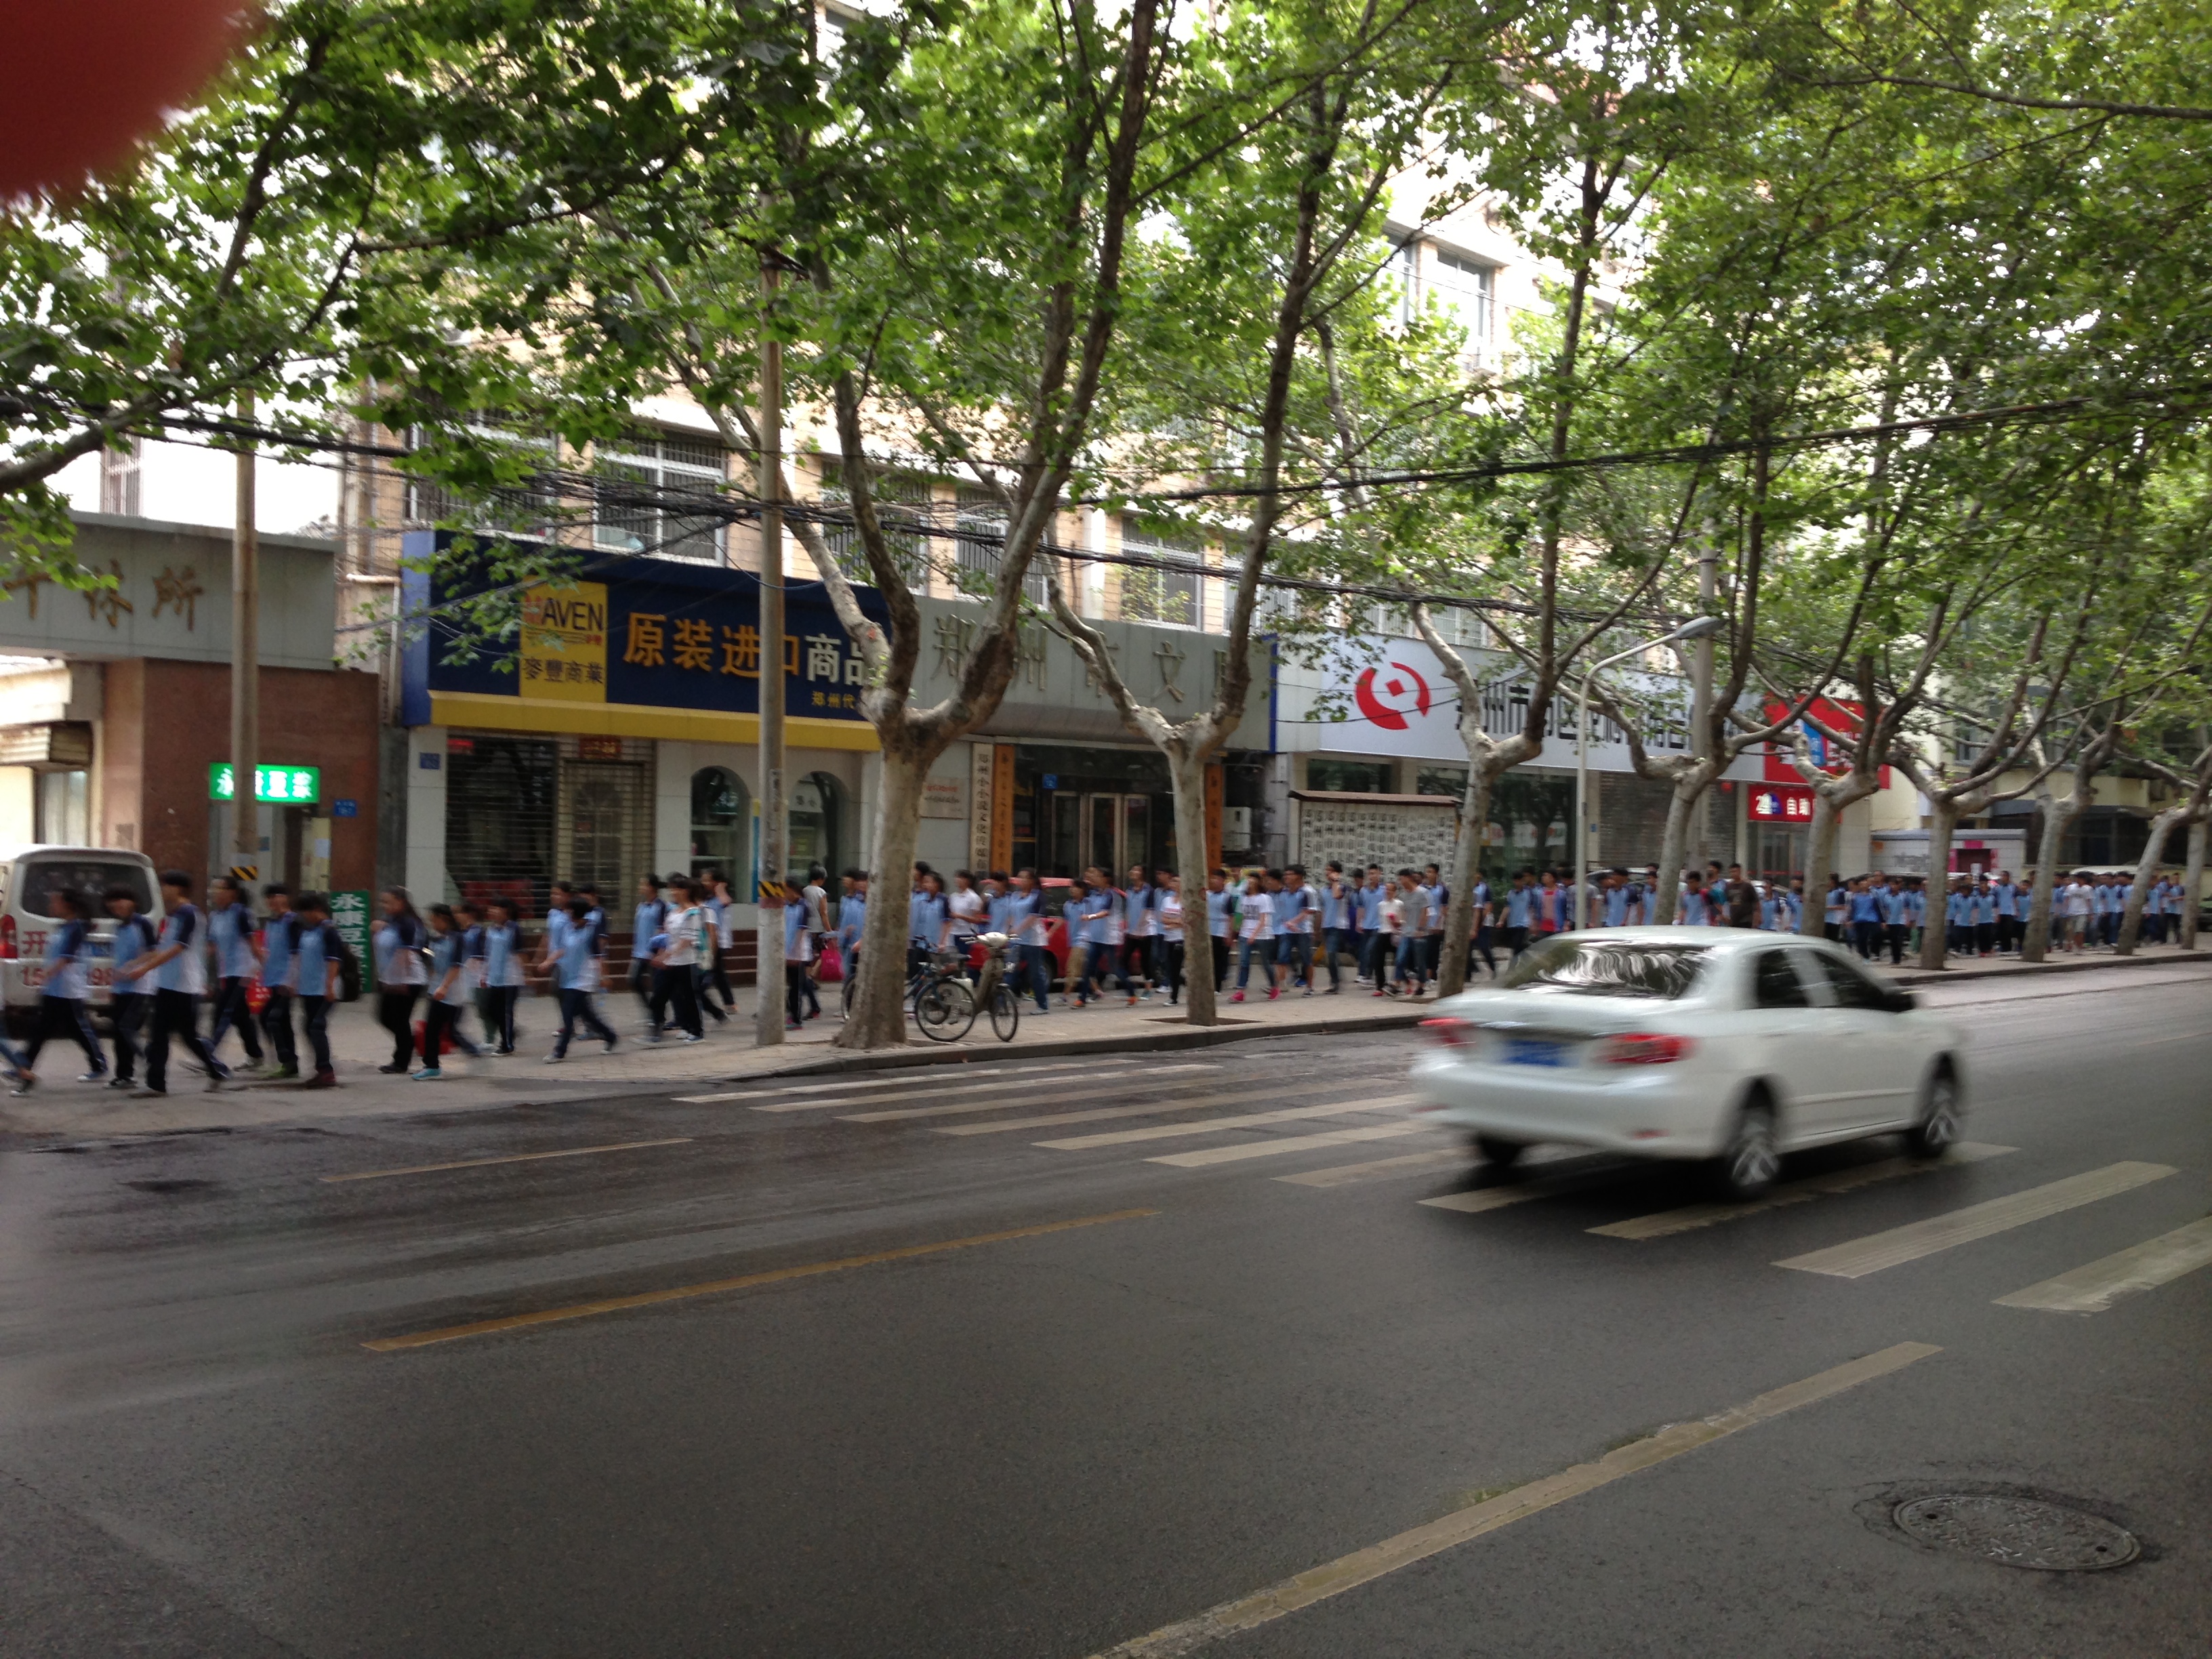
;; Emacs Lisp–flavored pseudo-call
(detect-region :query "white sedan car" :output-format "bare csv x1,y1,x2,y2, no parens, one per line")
1410,927,1966,1199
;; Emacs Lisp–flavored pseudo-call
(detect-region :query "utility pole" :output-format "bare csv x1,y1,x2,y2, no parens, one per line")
754,262,787,1046
232,393,260,879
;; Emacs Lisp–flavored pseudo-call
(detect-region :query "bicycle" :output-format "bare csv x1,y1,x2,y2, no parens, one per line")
912,933,1021,1044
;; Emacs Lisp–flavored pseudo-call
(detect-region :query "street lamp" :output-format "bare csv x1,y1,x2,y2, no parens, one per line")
1575,615,1725,930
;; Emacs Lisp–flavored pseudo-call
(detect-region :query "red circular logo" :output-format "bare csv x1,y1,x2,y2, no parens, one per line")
1354,662,1432,731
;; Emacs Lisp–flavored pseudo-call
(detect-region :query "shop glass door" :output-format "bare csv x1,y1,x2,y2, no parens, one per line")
1079,793,1149,876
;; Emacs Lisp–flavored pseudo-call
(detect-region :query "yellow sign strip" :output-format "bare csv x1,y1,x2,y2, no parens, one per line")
364,1207,1158,1352
428,691,880,750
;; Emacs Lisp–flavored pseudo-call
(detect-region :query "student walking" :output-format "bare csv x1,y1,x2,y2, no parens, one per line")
1158,872,1187,1005
1123,864,1158,998
416,905,483,1079
476,897,525,1054
203,875,266,1069
1231,873,1275,1002
12,886,106,1092
649,884,706,1042
546,897,619,1059
125,869,229,1096
629,874,668,1026
1206,869,1236,995
286,892,344,1087
1008,869,1052,1014
258,884,300,1080
1277,865,1319,996
373,887,430,1073
104,885,158,1089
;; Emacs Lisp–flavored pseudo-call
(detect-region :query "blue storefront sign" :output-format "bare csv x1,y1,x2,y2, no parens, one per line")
398,533,890,743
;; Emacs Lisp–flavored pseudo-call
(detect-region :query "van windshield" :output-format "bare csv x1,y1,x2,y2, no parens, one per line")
1498,937,1711,999
15,858,155,920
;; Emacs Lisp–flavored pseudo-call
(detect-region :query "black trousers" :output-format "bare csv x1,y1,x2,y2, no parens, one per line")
1887,924,1908,965
785,962,813,1025
146,987,223,1092
651,966,701,1038
693,962,729,1023
701,946,733,1012
260,988,299,1071
23,994,103,1073
1123,937,1154,987
422,998,480,1062
482,984,518,1051
553,987,616,1057
109,991,150,1082
1160,939,1186,1002
299,996,334,1074
377,987,418,1069
207,975,264,1062
628,957,655,1021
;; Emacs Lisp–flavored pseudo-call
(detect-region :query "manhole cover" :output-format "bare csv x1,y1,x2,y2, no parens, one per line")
1893,1494,2138,1571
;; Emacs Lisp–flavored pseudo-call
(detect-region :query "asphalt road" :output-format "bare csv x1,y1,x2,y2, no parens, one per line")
1,962,2207,1658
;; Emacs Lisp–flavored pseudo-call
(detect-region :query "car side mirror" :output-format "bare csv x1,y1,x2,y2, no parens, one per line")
1885,987,1919,1013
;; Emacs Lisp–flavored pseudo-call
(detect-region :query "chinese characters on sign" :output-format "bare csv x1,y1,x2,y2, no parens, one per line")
208,763,321,804
1749,785,1816,823
520,580,609,704
152,565,203,628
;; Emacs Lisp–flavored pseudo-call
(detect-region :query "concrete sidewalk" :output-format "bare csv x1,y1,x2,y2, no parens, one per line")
1,943,2202,1140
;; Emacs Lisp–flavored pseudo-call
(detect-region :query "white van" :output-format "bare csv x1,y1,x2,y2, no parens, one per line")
0,845,165,1031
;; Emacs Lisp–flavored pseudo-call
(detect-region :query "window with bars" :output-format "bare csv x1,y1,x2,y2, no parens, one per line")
1119,516,1206,629
99,437,142,516
951,484,1048,602
405,420,560,534
594,430,729,562
817,464,933,592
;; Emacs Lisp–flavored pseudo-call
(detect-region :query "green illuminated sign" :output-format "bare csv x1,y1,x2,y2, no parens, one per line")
208,763,321,804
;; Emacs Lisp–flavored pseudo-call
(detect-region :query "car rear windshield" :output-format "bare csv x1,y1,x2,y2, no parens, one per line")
12,858,155,920
1498,937,1711,999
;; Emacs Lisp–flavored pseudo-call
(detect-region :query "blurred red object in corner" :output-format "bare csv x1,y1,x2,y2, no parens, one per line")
0,0,250,199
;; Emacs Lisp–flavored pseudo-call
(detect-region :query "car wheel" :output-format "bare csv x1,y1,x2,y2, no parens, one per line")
1715,1098,1779,1200
1473,1135,1525,1168
1905,1066,1962,1159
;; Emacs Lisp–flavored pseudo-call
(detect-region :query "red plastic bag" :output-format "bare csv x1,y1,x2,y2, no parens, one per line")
816,942,844,983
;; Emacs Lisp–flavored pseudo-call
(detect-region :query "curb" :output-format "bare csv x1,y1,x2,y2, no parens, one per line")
1889,949,2208,987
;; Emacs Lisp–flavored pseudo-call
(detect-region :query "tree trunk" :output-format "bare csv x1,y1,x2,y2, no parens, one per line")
1918,798,1961,968
2020,794,2066,964
1167,745,1218,1025
837,745,928,1050
1799,792,1843,937
1436,764,1494,996
1651,781,1700,924
2116,806,2187,955
2184,817,2207,951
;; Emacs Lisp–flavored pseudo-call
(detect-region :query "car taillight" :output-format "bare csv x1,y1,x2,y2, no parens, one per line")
1599,1032,1693,1065
1421,1017,1477,1047
0,914,16,960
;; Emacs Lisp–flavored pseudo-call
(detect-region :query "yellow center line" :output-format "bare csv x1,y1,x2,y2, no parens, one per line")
320,1139,695,1183
363,1207,1158,1352
1090,1341,1942,1658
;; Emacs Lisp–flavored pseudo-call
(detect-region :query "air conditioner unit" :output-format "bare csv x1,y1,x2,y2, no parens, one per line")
1222,806,1252,843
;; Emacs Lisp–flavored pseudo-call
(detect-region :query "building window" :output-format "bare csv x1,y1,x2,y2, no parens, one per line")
691,765,748,882
1429,249,1496,365
594,430,729,562
1416,765,1467,798
1120,516,1204,628
818,464,931,592
788,772,842,882
405,419,559,533
35,769,87,844
99,438,142,517
1307,758,1393,794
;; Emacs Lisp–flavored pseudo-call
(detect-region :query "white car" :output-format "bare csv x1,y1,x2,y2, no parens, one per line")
1411,927,1966,1198
0,844,164,1033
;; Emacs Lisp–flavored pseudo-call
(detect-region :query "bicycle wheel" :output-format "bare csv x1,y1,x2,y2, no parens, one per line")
914,979,973,1042
987,983,1021,1042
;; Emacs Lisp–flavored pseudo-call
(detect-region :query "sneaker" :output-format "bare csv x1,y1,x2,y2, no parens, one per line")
302,1071,337,1090
682,1033,705,1044
1372,989,1386,998
543,1052,565,1065
266,1067,300,1083
9,1073,33,1096
603,1036,619,1054
1231,990,1245,1003
76,1071,106,1084
131,1086,167,1098
785,1019,803,1030
203,1074,228,1092
1126,994,1138,1006
377,1063,407,1075
108,1076,135,1090
1137,989,1151,1002
413,1067,443,1082
1267,987,1281,1000
1302,987,1314,998
496,1046,516,1057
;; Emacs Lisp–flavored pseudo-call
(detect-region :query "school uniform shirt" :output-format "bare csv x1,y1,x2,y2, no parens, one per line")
41,918,91,1000
1320,882,1349,931
1879,887,1907,926
479,921,525,988
909,892,949,947
1206,889,1235,939
373,915,428,989
545,906,572,958
1902,890,1925,925
291,918,340,998
1126,886,1158,939
1353,884,1385,930
1944,891,1968,927
838,894,867,952
986,890,1016,937
1679,889,1711,926
1824,888,1849,926
1008,890,1048,945
1505,887,1536,928
262,912,295,992
1159,891,1185,941
1970,889,1997,926
110,914,158,993
1421,886,1445,933
1782,892,1805,930
209,901,259,981
633,897,668,950
1084,890,1124,947
1994,882,2020,918
428,932,473,1006
556,913,602,991
1277,886,1318,935
1759,895,1783,931
154,904,209,996
1470,881,1492,926
1603,885,1631,927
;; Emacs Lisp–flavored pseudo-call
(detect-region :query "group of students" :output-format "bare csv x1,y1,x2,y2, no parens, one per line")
370,871,743,1077
1,870,350,1096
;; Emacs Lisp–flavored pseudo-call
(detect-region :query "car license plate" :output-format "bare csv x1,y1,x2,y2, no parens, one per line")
1502,1037,1569,1067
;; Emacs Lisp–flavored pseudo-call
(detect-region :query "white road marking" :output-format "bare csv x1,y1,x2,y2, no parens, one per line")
1148,1121,1441,1168
1036,1094,1420,1151
1275,1148,1473,1188
1776,1162,2179,1279
735,1067,1166,1115
1088,1342,1943,1658
1591,1144,2018,1240
837,1065,1219,1121
1420,1184,1548,1214
1995,1216,2212,1313
674,1056,1118,1104
935,1080,1396,1138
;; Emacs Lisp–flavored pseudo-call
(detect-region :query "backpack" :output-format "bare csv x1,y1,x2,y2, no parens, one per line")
333,925,364,1002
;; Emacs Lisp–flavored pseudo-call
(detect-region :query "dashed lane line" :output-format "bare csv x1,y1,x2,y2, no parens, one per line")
1775,1162,2178,1279
935,1080,1413,1139
1035,1094,1421,1151
1147,1122,1441,1168
1996,1215,2212,1313
363,1207,1158,1351
320,1139,695,1183
1589,1143,2017,1240
1087,1342,1943,1658
674,1057,1112,1104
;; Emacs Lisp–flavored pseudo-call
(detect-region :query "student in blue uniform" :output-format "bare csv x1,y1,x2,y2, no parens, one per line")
285,891,344,1087
258,884,300,1080
104,884,159,1090
14,886,106,1091
547,897,619,1061
204,874,266,1069
123,869,228,1096
476,897,525,1055
416,904,483,1078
